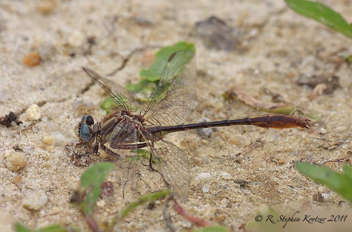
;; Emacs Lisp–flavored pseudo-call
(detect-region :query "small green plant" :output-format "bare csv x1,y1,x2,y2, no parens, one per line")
286,0,352,38
296,162,352,202
101,41,196,114
126,41,196,94
14,223,69,232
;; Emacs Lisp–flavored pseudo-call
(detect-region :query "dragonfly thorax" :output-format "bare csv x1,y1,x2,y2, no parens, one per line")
93,110,145,146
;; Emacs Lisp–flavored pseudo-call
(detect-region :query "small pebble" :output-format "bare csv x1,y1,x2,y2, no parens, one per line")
195,172,211,181
5,152,27,172
22,190,48,210
196,118,213,139
23,52,41,67
38,43,57,61
97,200,106,208
182,220,192,228
320,127,327,134
52,132,71,146
221,172,231,179
202,185,210,193
42,135,55,145
12,176,22,184
322,193,329,199
37,0,56,15
26,104,41,121
220,198,228,208
68,31,85,47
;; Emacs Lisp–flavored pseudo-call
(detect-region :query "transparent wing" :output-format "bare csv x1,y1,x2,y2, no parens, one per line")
101,122,145,201
142,50,197,126
82,67,142,112
144,134,191,200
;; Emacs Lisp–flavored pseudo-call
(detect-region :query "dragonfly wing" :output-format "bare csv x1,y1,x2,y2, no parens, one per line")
142,50,196,126
101,121,146,201
145,134,191,201
82,67,141,112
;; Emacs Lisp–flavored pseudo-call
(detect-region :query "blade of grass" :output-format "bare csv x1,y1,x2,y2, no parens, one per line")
119,190,171,219
296,162,352,202
286,0,352,38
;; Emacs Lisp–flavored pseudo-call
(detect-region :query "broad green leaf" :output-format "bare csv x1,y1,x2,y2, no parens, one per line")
296,162,352,202
286,0,352,38
140,41,195,81
80,162,115,215
125,79,157,95
126,41,196,95
343,164,352,182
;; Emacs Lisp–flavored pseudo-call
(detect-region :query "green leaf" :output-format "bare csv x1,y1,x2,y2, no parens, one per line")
125,79,157,94
126,41,196,97
296,163,352,202
80,162,115,215
193,226,230,232
343,164,352,182
286,0,352,38
15,223,32,232
140,41,195,81
38,225,67,232
100,97,115,114
14,224,68,232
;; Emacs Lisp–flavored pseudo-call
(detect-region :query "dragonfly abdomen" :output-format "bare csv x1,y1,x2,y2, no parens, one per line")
149,114,311,135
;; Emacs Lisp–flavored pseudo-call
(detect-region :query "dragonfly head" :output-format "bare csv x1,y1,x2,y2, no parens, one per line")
76,115,94,143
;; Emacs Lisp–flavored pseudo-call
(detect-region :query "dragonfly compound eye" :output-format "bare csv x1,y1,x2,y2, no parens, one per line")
79,124,92,143
82,115,94,126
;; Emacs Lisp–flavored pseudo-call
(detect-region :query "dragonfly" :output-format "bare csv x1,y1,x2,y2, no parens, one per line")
77,50,311,200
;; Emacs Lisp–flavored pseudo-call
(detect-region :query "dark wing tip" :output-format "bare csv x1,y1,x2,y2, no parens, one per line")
168,52,177,62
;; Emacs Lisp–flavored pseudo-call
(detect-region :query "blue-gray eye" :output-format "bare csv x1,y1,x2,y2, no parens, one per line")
80,124,92,143
81,115,94,126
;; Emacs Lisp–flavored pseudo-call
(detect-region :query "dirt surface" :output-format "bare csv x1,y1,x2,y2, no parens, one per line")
1,0,352,231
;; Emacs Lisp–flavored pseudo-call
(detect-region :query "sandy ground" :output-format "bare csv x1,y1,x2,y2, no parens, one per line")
1,0,352,231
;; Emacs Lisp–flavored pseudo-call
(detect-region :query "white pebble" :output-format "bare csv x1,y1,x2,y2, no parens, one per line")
195,172,211,181
52,132,71,146
320,128,327,134
68,31,85,47
182,220,192,228
5,152,27,172
202,185,210,193
26,104,41,121
221,172,231,179
42,135,55,145
322,193,329,199
220,198,228,208
196,118,213,139
97,200,106,208
22,190,48,210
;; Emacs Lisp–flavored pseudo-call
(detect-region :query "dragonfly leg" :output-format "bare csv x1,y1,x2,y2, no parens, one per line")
93,144,99,154
149,154,157,171
100,143,121,160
